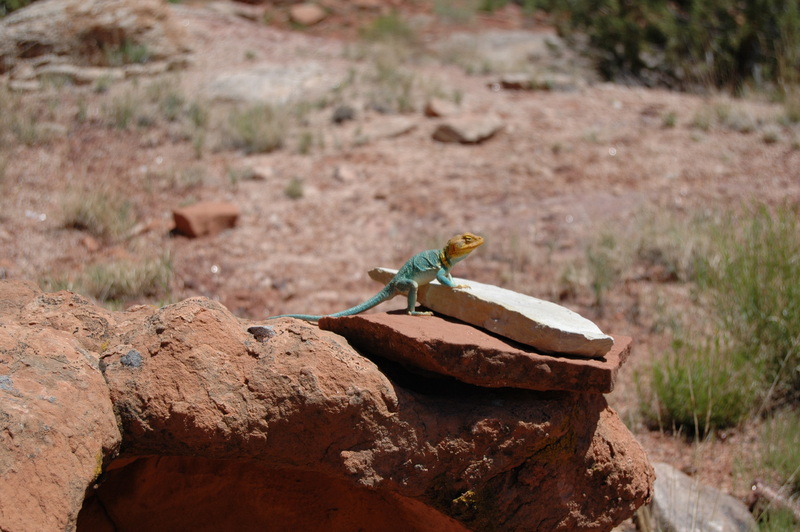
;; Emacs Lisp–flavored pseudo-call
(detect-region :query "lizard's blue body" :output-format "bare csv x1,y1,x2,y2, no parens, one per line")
269,233,484,322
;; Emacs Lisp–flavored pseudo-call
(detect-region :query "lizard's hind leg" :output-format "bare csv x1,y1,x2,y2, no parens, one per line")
396,279,433,316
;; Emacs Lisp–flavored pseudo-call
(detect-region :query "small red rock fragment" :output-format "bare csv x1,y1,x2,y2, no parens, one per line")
172,201,240,238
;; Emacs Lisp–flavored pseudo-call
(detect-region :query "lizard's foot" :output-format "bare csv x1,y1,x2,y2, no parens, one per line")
409,310,434,316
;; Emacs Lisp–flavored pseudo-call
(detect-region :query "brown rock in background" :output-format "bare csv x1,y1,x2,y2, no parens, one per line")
172,201,240,238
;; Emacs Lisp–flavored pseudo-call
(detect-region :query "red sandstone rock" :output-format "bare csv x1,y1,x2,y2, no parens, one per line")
319,313,631,393
172,201,240,238
0,280,654,531
0,282,121,532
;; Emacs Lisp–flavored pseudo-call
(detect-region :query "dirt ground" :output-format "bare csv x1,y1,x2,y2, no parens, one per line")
2,1,799,525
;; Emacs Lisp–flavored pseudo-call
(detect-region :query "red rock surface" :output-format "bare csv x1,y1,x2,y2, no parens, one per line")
0,280,654,531
0,282,122,532
319,312,632,393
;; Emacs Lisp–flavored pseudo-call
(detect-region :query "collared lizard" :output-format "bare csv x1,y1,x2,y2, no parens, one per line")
268,232,484,322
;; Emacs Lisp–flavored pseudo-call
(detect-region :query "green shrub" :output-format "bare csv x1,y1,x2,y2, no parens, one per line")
284,177,304,199
644,337,756,435
586,232,621,308
62,188,134,241
105,39,151,67
367,51,418,113
784,90,800,124
41,254,173,307
696,205,800,407
227,104,286,154
105,91,138,129
541,0,800,91
359,11,417,44
762,408,800,493
756,508,799,532
662,110,678,128
638,204,800,434
0,0,33,16
433,0,480,24
82,254,172,304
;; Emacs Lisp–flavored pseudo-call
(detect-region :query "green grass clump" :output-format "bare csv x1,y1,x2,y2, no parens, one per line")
284,177,304,199
783,90,800,124
433,0,479,24
227,104,287,154
105,39,152,67
762,409,800,493
359,11,417,44
639,204,800,434
62,188,134,242
751,408,800,529
367,52,418,113
105,91,138,129
691,101,760,133
102,78,205,132
585,232,621,309
82,254,172,304
696,205,800,407
756,508,799,532
643,338,755,436
41,254,173,307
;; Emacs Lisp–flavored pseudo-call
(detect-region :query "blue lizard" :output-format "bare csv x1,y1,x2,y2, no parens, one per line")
268,232,484,322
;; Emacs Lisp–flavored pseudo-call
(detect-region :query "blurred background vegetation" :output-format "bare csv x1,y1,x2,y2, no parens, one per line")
4,0,799,95
537,0,800,93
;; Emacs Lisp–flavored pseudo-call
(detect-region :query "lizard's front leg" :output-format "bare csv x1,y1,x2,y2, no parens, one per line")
396,279,433,316
437,268,470,289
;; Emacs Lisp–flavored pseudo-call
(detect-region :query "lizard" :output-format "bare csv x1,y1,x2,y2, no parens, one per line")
267,232,484,322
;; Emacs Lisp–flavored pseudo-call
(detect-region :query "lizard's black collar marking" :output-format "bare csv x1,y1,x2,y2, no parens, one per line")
439,249,452,269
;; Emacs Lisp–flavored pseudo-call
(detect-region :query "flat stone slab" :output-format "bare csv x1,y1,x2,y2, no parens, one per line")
319,312,631,394
369,268,614,358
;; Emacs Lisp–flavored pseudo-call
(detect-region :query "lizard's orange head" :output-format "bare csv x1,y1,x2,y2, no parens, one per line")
445,232,485,258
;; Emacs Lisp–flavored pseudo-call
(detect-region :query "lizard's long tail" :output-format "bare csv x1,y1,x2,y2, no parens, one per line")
268,284,397,323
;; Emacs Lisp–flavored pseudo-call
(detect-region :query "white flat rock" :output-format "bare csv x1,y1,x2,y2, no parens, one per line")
369,268,614,358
